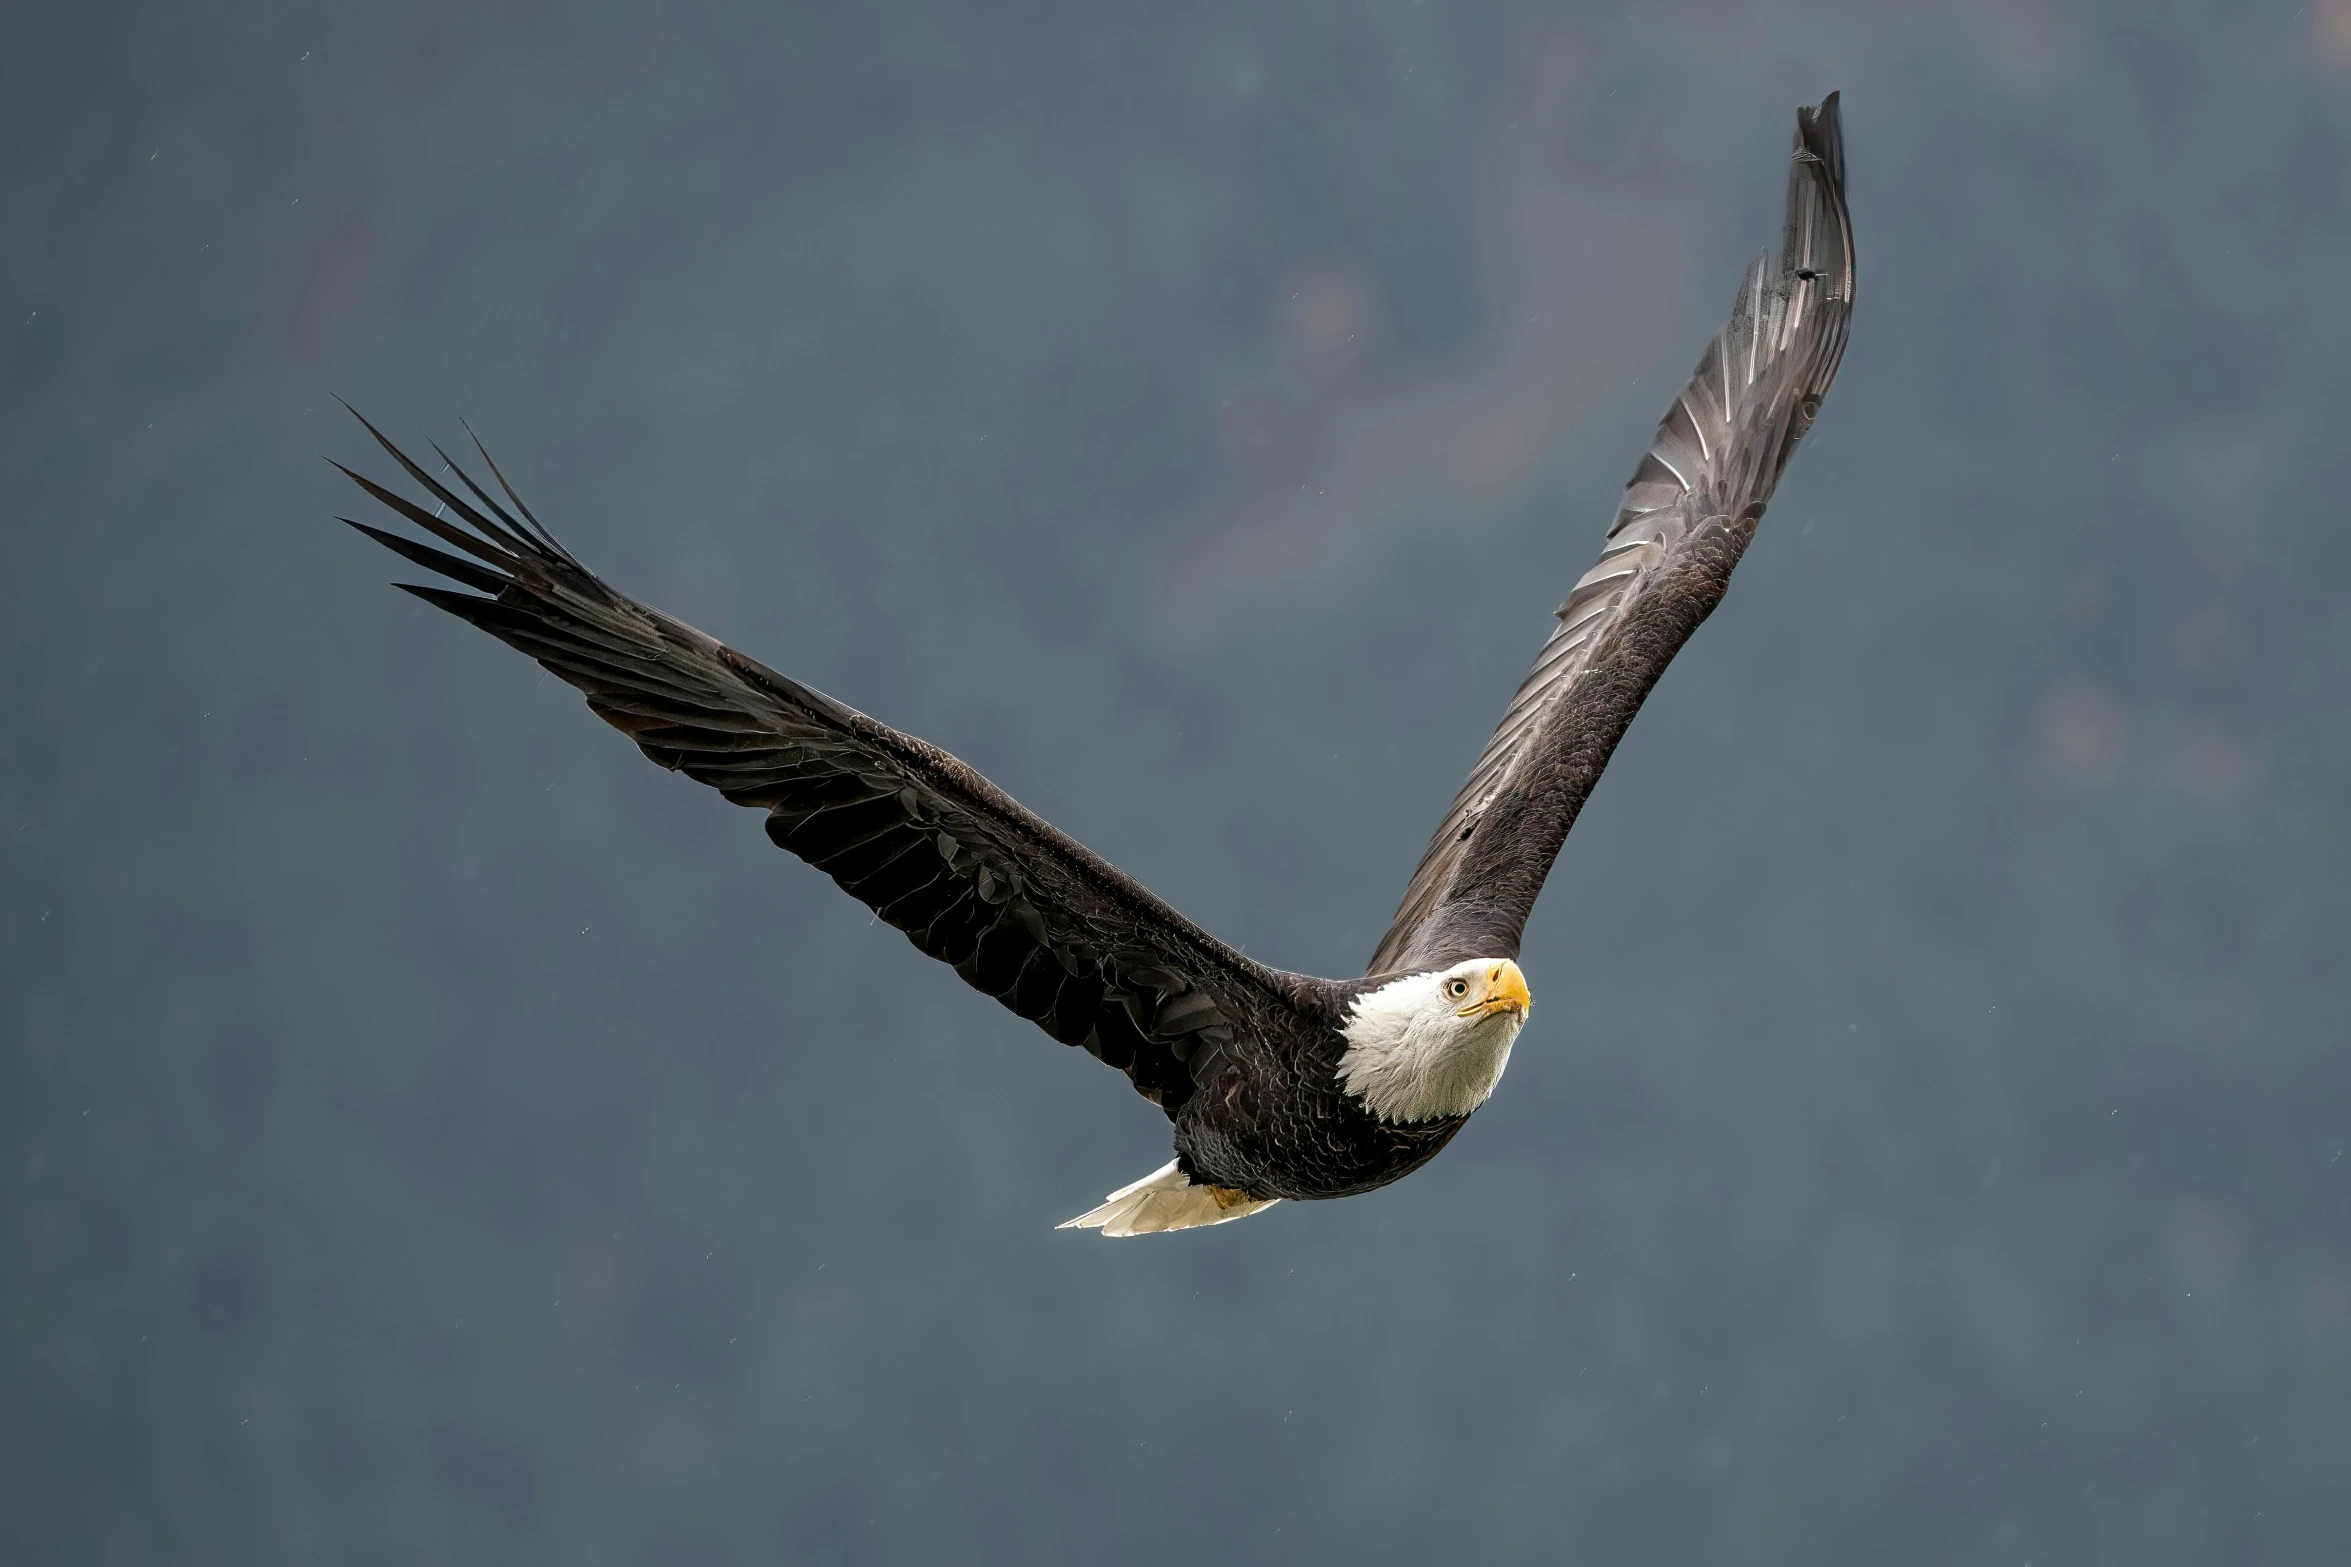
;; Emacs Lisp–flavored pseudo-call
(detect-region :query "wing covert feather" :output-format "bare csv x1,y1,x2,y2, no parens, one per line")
1366,94,1855,976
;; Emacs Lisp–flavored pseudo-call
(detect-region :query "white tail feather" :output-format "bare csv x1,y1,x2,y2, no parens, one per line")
1056,1160,1281,1237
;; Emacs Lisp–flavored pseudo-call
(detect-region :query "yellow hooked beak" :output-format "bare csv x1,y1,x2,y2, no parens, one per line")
1457,959,1532,1020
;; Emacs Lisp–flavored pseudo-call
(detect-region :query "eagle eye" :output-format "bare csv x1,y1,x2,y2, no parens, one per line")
1445,978,1469,998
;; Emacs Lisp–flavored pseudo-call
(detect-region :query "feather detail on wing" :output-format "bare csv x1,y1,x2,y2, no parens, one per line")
334,407,1304,1114
1367,93,1855,976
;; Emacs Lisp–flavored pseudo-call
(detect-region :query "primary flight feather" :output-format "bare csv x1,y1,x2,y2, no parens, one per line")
338,94,1854,1236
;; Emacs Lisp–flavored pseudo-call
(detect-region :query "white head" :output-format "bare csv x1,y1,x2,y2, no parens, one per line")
1335,958,1533,1124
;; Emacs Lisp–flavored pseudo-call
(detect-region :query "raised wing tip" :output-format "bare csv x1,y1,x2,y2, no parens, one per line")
1796,92,1846,185
1787,92,1855,311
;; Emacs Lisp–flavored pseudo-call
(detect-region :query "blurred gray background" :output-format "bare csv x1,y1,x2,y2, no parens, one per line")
6,1,2349,1561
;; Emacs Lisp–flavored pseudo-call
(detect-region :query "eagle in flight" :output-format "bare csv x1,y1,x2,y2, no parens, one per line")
338,95,1853,1236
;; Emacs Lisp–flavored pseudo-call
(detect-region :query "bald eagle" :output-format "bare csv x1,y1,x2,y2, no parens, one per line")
337,95,1853,1236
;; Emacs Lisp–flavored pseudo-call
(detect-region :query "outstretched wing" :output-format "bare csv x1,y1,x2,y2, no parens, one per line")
1367,93,1855,976
336,411,1300,1114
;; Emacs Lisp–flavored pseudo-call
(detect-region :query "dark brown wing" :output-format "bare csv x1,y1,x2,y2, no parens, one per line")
335,410,1304,1115
1367,93,1855,976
